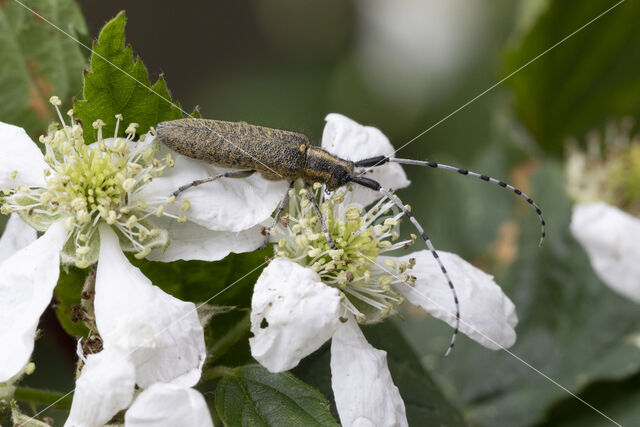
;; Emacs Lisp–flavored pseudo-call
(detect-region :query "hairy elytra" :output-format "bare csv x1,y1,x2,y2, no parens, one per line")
156,118,354,191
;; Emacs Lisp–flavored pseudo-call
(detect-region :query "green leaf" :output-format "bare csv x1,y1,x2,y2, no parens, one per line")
0,0,87,136
293,322,466,426
215,365,339,427
505,0,640,155
73,11,182,143
54,266,90,338
540,372,640,427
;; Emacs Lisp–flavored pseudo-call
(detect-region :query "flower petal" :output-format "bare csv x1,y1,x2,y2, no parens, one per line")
387,250,518,349
321,113,410,206
125,383,213,427
0,122,48,188
0,214,37,263
571,202,640,303
95,225,206,388
136,143,288,232
249,258,341,372
147,216,264,262
0,220,65,381
330,317,407,427
65,347,136,427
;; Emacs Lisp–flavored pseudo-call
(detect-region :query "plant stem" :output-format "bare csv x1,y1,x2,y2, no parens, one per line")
13,387,73,410
201,365,234,382
207,310,251,365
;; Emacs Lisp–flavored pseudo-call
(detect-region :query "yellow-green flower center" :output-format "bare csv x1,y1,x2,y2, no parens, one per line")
272,184,415,323
607,144,640,213
56,146,124,213
567,119,640,215
0,98,187,268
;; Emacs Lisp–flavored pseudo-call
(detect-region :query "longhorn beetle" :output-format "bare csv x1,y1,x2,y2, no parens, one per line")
156,118,545,355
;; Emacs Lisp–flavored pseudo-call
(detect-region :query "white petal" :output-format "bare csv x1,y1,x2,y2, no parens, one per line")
388,250,518,349
0,122,48,188
249,258,341,372
65,347,136,427
571,202,640,303
0,214,37,263
147,216,264,262
321,113,410,206
0,220,66,381
95,225,206,388
136,146,288,232
125,383,213,427
330,317,407,427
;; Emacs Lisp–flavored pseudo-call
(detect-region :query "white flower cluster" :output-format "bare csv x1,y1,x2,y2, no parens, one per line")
0,105,521,426
567,119,640,303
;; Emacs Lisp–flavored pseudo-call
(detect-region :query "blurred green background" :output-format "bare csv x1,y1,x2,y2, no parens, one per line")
1,0,639,425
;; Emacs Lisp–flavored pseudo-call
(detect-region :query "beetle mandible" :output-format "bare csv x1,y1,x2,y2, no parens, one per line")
156,117,546,355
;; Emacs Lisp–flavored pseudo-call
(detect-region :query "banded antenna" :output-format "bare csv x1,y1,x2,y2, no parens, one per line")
354,156,546,246
349,176,460,356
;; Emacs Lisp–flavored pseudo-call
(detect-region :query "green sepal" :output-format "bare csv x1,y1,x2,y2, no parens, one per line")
54,266,90,338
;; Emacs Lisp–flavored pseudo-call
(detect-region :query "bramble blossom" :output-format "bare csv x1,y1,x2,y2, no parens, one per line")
249,114,518,426
0,97,287,424
567,119,640,303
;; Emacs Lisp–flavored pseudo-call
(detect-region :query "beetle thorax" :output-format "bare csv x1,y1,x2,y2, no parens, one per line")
302,147,354,190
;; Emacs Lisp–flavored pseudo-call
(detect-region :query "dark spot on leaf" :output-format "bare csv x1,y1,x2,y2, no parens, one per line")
260,318,269,329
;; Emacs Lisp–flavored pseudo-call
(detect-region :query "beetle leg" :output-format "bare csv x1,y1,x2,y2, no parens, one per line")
171,169,255,198
260,181,294,249
304,183,337,250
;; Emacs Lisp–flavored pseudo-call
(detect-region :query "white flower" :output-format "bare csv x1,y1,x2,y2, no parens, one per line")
249,115,517,426
125,382,214,427
0,99,291,425
566,121,640,303
65,225,213,426
0,99,286,383
571,202,640,303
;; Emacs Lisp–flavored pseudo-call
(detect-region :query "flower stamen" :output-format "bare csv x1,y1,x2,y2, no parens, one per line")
271,183,415,323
